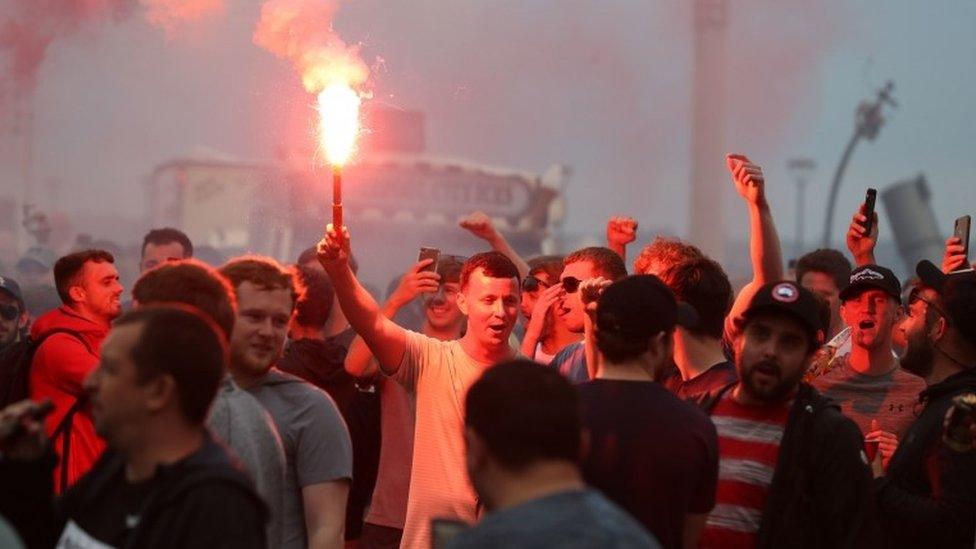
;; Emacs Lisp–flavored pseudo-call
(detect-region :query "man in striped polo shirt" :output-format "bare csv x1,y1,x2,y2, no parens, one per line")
700,281,881,548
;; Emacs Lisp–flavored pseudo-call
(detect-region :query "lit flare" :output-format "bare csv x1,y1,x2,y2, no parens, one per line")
317,81,361,167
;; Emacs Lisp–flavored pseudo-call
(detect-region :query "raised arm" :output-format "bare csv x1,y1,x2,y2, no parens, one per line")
459,211,530,279
317,225,409,374
726,154,784,327
847,202,879,266
344,260,440,378
606,216,638,262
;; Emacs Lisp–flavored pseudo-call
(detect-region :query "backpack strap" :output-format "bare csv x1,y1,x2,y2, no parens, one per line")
32,329,95,493
52,396,88,493
32,329,94,356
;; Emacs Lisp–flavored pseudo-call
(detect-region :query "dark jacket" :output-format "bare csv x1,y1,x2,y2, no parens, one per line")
706,382,882,548
876,368,976,548
0,435,267,549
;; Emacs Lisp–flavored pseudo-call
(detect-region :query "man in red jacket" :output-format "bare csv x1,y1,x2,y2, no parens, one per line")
29,249,123,490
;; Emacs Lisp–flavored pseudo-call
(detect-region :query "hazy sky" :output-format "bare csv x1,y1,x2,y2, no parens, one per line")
17,0,976,251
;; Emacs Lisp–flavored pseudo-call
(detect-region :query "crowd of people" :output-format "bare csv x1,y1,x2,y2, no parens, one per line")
0,154,975,549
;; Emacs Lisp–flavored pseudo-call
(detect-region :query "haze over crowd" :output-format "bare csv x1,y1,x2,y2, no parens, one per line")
3,0,975,248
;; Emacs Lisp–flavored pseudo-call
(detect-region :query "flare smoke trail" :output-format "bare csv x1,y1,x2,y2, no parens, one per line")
253,0,369,94
141,0,224,35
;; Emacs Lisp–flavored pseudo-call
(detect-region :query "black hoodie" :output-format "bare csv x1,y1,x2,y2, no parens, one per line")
705,382,883,548
0,435,267,549
876,367,976,548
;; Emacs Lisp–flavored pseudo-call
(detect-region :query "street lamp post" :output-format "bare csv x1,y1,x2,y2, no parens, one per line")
821,81,897,247
788,157,816,258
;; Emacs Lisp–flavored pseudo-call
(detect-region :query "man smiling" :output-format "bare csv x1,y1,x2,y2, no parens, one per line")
31,250,124,490
318,224,521,549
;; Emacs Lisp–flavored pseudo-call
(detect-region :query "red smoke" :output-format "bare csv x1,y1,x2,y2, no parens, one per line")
0,0,132,91
141,0,224,35
253,0,369,94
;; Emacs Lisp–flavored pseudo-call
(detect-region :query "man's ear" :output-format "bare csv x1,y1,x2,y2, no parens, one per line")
68,285,86,304
931,315,950,342
17,311,29,330
456,290,469,316
143,374,176,414
839,301,851,325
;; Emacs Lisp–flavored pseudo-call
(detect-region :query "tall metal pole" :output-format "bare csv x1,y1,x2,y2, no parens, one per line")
821,81,896,247
821,133,860,247
788,158,815,258
688,0,728,262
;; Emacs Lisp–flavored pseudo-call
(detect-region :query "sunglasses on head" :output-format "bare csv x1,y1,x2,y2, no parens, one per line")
0,304,20,321
522,275,549,293
561,277,582,294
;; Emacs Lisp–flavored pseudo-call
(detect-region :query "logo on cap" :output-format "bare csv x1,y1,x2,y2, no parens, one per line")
772,283,799,303
851,268,884,283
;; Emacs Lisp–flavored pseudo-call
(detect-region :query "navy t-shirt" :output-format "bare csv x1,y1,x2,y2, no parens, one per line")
578,379,719,549
548,342,589,384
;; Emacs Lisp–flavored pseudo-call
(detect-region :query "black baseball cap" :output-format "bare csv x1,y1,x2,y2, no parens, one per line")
742,281,823,344
839,264,902,303
597,275,698,340
916,260,976,294
0,276,23,305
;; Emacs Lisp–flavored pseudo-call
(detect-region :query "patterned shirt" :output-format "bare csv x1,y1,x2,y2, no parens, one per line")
701,393,790,548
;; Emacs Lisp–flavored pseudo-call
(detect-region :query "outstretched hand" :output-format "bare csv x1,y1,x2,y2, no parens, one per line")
606,216,638,248
942,236,972,273
389,260,442,308
316,224,351,271
727,154,766,206
847,203,879,264
459,211,499,243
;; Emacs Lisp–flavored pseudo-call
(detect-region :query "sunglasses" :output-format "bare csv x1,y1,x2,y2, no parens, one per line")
522,275,550,293
908,287,950,322
561,276,582,294
0,304,20,321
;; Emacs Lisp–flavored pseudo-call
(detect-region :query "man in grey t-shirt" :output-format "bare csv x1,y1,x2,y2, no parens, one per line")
208,377,287,548
220,257,353,549
812,265,926,468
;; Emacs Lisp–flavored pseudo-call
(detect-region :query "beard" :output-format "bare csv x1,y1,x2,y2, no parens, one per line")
740,358,805,403
900,329,935,379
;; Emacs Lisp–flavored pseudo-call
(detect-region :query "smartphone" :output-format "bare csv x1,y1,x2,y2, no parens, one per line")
861,188,877,232
953,215,971,269
418,247,440,273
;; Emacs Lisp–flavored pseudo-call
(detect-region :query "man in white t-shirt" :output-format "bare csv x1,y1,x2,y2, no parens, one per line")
318,224,521,549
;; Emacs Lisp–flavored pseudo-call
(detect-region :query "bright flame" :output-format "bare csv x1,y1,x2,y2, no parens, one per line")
252,0,369,166
317,81,361,166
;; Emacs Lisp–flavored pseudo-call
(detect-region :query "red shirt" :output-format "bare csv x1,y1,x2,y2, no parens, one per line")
29,306,108,492
701,392,790,549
